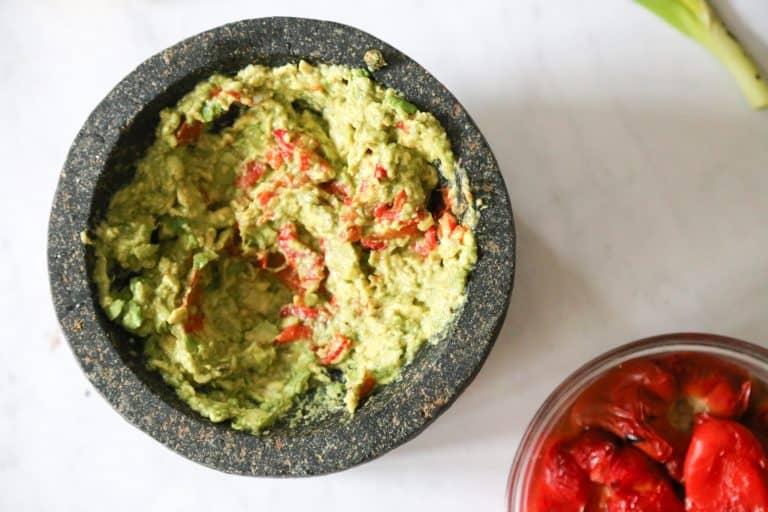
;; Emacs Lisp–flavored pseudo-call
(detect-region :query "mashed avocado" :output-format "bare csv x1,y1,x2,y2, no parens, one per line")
89,60,477,433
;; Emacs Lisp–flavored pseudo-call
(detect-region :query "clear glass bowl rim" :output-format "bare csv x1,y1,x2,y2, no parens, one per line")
505,332,768,511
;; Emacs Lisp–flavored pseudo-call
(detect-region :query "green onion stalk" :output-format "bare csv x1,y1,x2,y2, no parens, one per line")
635,0,768,110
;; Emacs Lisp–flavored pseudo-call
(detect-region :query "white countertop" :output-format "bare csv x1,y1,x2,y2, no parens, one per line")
3,0,768,510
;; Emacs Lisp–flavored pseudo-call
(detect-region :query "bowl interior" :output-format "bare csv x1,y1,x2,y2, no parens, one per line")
86,54,474,435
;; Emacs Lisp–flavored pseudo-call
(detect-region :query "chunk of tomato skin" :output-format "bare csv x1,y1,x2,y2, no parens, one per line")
176,120,203,146
528,442,592,512
684,415,768,512
274,325,313,344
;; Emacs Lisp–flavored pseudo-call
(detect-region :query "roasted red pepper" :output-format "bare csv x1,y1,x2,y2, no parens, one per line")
571,354,752,479
274,325,313,344
360,237,387,251
235,160,266,191
374,164,388,181
528,441,592,512
176,120,203,146
358,373,377,399
273,128,296,159
374,190,407,223
529,352,766,511
277,223,326,293
181,269,205,333
319,181,352,205
320,334,352,365
264,147,284,170
684,415,768,512
560,430,685,512
412,226,438,256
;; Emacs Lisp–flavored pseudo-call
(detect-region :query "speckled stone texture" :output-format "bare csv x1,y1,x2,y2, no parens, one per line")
48,17,515,476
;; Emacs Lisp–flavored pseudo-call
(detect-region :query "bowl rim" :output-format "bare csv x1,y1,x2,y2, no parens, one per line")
505,332,768,510
48,17,516,476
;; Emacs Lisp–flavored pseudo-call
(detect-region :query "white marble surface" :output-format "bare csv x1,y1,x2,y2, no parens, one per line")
3,0,768,509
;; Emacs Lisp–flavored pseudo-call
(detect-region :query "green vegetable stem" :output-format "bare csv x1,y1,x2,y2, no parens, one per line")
635,0,768,109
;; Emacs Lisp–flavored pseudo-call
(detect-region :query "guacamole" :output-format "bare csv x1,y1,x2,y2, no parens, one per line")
89,60,477,433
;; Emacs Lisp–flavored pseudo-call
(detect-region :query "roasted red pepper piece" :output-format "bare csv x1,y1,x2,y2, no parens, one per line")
598,445,683,512
571,354,753,480
181,269,205,333
564,430,684,512
275,266,303,292
256,190,276,207
277,223,326,293
412,226,438,256
176,120,203,146
319,181,352,205
684,415,768,512
183,312,204,333
320,334,352,365
437,210,458,240
571,359,680,467
528,441,592,512
566,429,618,483
360,237,387,251
274,325,313,344
659,353,752,418
273,128,296,158
374,164,388,181
272,129,330,178
358,373,377,399
374,190,407,222
264,147,284,170
395,120,409,134
235,160,266,191
341,225,362,243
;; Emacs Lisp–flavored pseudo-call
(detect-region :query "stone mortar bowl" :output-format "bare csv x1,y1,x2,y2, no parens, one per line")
48,17,515,476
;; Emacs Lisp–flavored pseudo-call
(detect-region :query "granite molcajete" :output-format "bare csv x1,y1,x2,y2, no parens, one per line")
48,18,515,476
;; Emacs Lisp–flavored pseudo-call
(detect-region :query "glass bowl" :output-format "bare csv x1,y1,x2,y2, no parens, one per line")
506,332,768,511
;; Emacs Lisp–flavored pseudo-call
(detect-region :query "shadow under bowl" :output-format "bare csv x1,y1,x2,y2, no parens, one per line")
48,17,515,477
